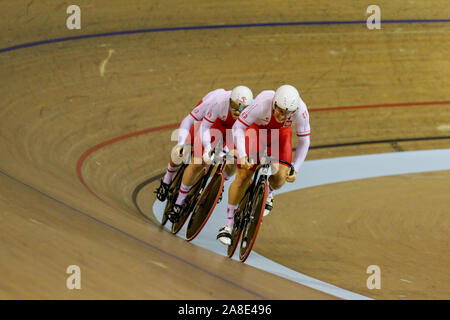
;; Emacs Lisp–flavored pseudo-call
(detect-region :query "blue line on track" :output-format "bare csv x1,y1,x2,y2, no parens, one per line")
1,19,450,54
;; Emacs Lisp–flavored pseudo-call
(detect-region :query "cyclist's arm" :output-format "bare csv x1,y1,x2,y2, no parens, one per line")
177,114,196,146
232,102,261,159
292,102,311,172
178,95,216,146
199,112,217,149
293,134,310,172
232,120,249,159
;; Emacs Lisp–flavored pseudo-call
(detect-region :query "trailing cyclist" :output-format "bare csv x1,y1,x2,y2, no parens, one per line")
165,86,254,223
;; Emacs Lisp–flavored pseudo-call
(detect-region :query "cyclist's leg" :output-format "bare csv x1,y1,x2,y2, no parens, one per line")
175,157,205,206
264,126,292,215
166,155,205,222
226,124,259,220
228,168,253,204
162,156,181,184
224,163,236,181
223,149,238,181
161,124,196,185
156,154,179,201
174,119,209,206
225,167,253,223
268,163,290,190
215,152,237,204
217,167,254,244
268,126,292,192
218,126,256,244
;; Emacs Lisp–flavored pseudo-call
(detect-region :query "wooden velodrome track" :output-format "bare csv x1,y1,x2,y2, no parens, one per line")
1,1,449,299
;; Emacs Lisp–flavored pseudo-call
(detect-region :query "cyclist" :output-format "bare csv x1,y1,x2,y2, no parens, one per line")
165,86,253,222
155,86,251,202
217,85,311,245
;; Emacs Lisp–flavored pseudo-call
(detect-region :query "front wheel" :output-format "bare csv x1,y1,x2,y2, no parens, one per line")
239,180,268,262
227,190,251,258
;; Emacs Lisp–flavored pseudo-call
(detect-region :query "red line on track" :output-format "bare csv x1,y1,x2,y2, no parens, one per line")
76,123,179,202
310,100,450,112
76,100,450,200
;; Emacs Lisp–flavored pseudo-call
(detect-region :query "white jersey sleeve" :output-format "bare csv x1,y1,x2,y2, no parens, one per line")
293,135,310,172
200,115,215,150
232,120,248,159
292,98,311,171
292,99,311,137
177,114,196,146
177,91,215,145
189,89,220,121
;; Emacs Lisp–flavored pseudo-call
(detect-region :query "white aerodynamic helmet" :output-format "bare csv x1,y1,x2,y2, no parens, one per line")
230,86,253,110
273,84,300,112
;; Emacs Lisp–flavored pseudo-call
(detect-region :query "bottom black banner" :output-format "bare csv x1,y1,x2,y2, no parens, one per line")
2,300,448,318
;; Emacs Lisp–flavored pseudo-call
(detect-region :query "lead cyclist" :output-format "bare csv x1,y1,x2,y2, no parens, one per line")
217,85,311,245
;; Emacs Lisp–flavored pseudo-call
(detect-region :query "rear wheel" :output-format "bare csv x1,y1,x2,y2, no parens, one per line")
239,180,268,262
186,173,224,241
